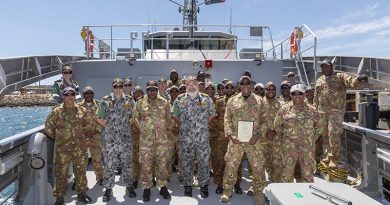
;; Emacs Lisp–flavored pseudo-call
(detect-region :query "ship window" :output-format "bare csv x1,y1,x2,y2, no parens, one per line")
144,36,235,50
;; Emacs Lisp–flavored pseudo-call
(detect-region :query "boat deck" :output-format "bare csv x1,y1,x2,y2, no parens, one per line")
62,161,328,205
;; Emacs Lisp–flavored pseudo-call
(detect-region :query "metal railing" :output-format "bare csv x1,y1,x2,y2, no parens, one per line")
81,24,276,60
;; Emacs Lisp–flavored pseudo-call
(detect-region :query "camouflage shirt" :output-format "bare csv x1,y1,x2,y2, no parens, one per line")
45,104,90,148
263,97,281,131
224,93,267,141
277,95,291,107
77,99,102,137
274,103,324,149
133,95,171,142
314,72,358,112
52,79,80,104
96,94,135,134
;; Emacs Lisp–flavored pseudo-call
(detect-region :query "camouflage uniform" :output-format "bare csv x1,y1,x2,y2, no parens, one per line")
133,95,171,189
96,94,135,189
167,99,180,178
277,95,291,106
168,79,182,87
212,96,242,188
314,72,358,161
130,114,140,183
45,104,89,197
77,99,104,181
274,103,324,182
52,79,80,104
263,96,281,181
223,93,267,195
172,92,216,187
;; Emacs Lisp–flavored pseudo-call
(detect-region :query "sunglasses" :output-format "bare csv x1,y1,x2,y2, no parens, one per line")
170,90,179,93
198,75,205,78
147,88,158,92
124,84,132,87
113,85,123,89
281,87,290,90
240,82,251,86
62,71,72,74
291,92,304,96
64,92,75,96
84,92,94,95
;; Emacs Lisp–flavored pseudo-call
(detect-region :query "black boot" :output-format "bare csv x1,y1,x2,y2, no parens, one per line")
143,188,151,202
126,186,137,198
234,183,243,195
215,186,223,194
184,186,192,197
200,185,209,198
152,178,157,187
102,188,112,202
77,192,92,204
71,181,76,190
133,180,138,189
159,186,171,199
97,179,103,186
116,168,122,175
54,197,64,205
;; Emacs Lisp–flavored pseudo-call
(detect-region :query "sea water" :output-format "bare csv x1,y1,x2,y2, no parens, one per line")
0,106,51,204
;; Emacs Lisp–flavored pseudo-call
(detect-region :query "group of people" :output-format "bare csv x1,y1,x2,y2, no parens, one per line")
46,59,369,205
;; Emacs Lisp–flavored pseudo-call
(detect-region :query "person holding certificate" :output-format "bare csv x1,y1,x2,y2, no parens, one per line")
220,76,268,205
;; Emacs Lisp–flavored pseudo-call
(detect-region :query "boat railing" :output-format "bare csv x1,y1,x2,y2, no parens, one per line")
81,24,276,60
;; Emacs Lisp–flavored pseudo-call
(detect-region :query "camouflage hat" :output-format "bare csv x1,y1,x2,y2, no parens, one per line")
254,83,265,89
197,71,206,77
133,85,142,91
123,78,132,84
222,78,230,84
225,80,235,87
179,84,186,89
170,69,178,74
287,72,295,77
280,80,291,87
112,78,123,86
169,85,179,93
63,86,75,95
185,76,197,84
146,80,158,90
239,75,251,84
205,81,215,88
320,59,333,67
306,85,314,91
265,81,276,89
198,81,205,86
290,84,305,93
61,65,72,72
83,86,94,93
242,70,251,78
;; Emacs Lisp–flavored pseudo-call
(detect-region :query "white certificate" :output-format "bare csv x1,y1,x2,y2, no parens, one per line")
237,121,254,143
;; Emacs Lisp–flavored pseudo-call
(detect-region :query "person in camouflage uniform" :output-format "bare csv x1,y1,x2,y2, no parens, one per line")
274,84,324,182
123,78,133,97
198,81,206,94
76,86,104,185
262,82,281,182
133,80,172,201
96,78,136,202
216,82,225,98
254,83,265,97
130,85,144,189
213,81,243,195
167,86,181,180
158,78,170,99
305,85,315,105
314,59,369,167
168,69,182,87
45,87,92,205
277,80,291,106
172,76,216,198
52,65,81,104
179,84,186,95
221,76,267,205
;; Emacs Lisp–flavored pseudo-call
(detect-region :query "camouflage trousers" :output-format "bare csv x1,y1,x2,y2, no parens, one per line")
210,137,242,187
139,138,170,189
272,143,284,182
54,144,88,197
315,135,324,163
323,111,344,161
281,145,315,183
102,134,133,189
223,142,265,195
180,137,211,187
263,141,275,180
85,134,104,181
132,134,140,182
166,136,177,179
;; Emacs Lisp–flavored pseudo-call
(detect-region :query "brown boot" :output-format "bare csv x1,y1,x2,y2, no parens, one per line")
220,192,231,203
255,192,265,205
247,185,254,196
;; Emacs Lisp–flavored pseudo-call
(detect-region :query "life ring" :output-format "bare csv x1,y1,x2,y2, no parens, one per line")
84,30,94,52
290,32,298,55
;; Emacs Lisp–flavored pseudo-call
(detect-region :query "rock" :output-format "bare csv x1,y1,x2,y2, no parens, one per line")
0,94,56,107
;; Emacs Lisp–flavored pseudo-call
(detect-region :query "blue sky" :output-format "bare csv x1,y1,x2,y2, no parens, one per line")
1,0,390,59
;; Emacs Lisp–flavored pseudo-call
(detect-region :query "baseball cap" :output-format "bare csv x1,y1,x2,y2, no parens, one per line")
63,86,76,95
112,78,123,86
146,80,158,89
290,84,305,93
287,72,295,77
320,59,333,67
254,83,265,89
83,86,94,93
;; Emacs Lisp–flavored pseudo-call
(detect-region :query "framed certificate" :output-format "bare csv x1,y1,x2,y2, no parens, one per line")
237,121,254,143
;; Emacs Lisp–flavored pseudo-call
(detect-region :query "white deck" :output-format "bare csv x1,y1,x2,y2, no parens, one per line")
62,161,329,205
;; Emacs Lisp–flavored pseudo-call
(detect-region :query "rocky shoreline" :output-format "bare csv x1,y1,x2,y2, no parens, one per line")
0,94,56,107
